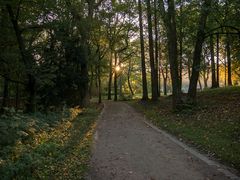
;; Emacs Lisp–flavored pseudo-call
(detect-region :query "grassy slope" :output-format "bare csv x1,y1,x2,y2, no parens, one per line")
0,104,101,179
130,86,240,172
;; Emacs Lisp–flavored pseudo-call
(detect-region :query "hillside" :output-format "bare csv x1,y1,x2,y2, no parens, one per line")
130,87,240,172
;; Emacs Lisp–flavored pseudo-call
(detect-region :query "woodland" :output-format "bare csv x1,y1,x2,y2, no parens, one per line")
0,0,240,111
0,0,239,178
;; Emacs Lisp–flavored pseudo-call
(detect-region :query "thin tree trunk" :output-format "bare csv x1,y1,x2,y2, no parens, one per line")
210,35,217,88
138,0,148,100
114,52,118,101
158,36,162,96
187,59,191,81
108,52,113,100
203,58,209,88
187,0,212,104
198,79,202,91
216,33,219,87
119,76,123,99
146,0,158,101
226,34,232,86
89,66,94,99
98,69,102,104
128,60,134,96
26,74,36,112
163,78,167,95
154,0,159,97
2,77,9,109
224,48,227,87
161,65,168,96
179,0,183,91
15,83,19,109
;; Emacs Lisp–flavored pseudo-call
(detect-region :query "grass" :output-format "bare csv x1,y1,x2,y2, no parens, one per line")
129,86,240,172
0,103,102,179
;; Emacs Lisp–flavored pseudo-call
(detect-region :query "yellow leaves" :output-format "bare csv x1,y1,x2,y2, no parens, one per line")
1,105,100,179
69,106,83,120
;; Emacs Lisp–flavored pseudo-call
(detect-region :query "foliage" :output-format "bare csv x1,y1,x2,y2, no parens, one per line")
0,104,101,179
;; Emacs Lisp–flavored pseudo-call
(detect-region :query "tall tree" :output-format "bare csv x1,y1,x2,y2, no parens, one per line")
138,0,148,100
154,0,159,96
178,0,183,91
159,0,182,109
108,52,113,100
188,0,212,104
210,34,218,88
146,0,158,101
226,34,232,86
216,33,220,87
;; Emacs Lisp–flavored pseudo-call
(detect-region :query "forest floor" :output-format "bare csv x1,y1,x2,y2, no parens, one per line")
87,101,239,180
0,104,101,179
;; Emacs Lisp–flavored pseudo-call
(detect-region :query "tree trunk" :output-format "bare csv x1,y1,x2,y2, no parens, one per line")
114,52,118,101
210,35,217,88
98,69,102,104
165,0,181,109
187,0,212,104
163,78,167,95
15,83,19,109
154,0,159,97
89,66,94,99
179,0,183,91
224,48,227,87
138,0,148,100
26,74,36,112
161,65,168,96
158,37,162,96
226,34,232,86
2,77,9,109
198,80,202,91
119,76,123,99
146,0,158,101
108,52,113,100
216,34,220,87
128,60,134,96
203,58,209,88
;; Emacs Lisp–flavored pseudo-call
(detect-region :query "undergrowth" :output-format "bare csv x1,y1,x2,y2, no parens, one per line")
0,104,101,179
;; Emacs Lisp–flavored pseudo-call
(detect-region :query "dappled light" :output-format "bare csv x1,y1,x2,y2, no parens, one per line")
0,0,239,179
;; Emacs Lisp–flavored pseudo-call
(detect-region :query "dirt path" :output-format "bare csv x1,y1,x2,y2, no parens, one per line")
87,101,238,180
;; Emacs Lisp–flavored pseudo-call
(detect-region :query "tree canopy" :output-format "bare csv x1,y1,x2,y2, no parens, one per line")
0,0,239,111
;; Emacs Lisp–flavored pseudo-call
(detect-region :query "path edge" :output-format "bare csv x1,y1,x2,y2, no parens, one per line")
142,119,240,180
85,102,106,180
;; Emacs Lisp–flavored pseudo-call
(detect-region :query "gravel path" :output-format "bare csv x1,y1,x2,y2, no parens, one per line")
87,101,238,180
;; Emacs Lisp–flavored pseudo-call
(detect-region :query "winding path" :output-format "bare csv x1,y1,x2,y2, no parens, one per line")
87,101,238,180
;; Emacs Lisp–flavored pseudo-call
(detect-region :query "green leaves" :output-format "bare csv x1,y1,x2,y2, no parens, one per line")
0,105,101,179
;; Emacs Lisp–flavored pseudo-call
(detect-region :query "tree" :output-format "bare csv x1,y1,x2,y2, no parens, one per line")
210,34,218,88
226,34,232,86
159,0,182,109
187,0,212,104
138,0,148,100
6,3,37,112
146,0,158,101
